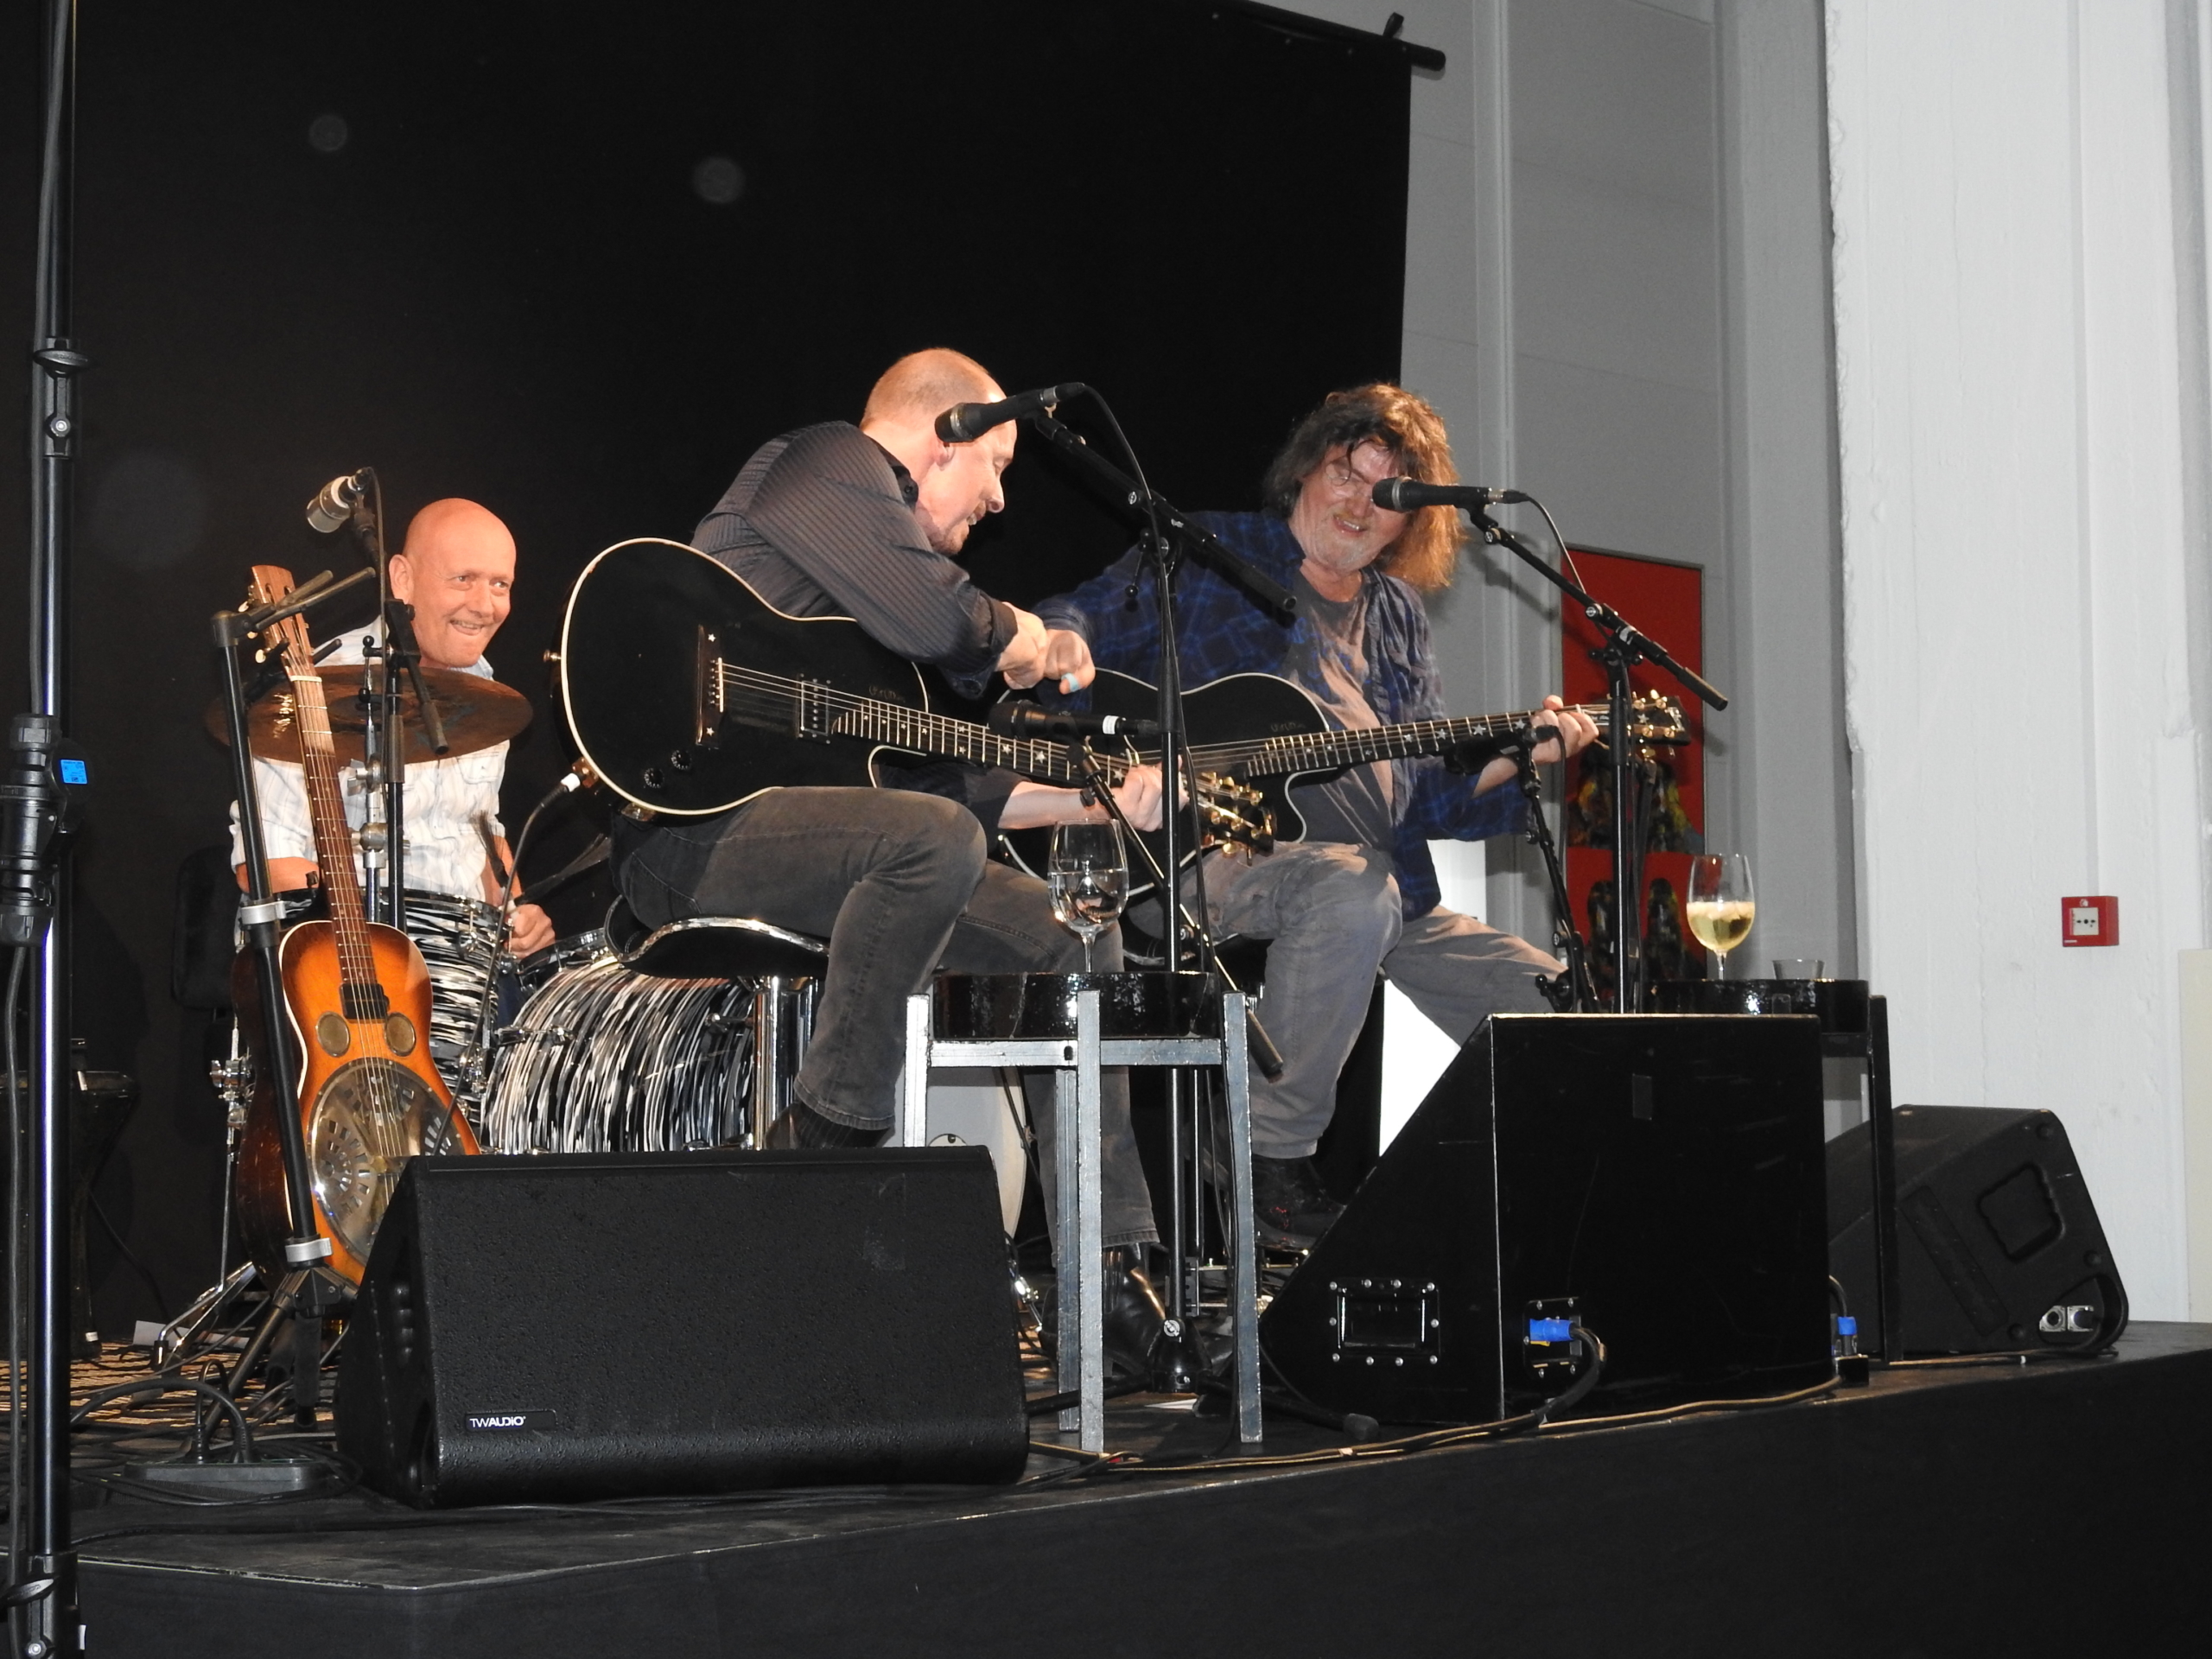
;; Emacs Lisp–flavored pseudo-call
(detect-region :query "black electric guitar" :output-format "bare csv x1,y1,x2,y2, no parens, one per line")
1000,669,1687,895
557,538,1271,849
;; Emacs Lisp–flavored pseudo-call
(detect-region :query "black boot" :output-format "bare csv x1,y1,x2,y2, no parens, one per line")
1043,1247,1167,1382
1102,1245,1166,1379
763,1097,888,1149
1251,1154,1344,1250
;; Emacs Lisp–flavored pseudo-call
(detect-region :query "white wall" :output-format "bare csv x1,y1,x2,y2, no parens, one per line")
1827,0,2212,1318
1288,1,1847,1072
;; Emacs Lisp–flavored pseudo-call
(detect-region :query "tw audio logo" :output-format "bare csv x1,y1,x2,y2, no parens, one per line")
464,1408,559,1432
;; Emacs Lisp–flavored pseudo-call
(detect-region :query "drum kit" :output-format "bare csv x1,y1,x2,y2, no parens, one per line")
209,664,766,1160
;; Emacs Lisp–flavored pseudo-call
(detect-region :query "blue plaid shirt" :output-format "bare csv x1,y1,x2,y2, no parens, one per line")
1036,511,1523,918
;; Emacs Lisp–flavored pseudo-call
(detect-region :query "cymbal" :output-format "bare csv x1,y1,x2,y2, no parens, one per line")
209,665,534,766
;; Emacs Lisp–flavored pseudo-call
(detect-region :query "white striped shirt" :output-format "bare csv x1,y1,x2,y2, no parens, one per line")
227,631,508,900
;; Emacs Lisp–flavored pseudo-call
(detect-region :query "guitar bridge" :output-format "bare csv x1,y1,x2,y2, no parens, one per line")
694,628,722,748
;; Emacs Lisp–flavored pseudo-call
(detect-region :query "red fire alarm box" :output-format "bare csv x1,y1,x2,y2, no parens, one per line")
2062,895,2118,947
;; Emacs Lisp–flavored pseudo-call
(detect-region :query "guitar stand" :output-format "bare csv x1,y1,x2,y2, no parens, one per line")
175,585,367,1450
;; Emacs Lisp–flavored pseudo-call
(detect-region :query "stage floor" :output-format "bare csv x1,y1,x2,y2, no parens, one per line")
72,1322,2212,1658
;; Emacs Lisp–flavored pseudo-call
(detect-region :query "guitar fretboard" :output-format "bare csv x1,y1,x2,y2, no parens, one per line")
714,661,1133,788
1191,705,1614,777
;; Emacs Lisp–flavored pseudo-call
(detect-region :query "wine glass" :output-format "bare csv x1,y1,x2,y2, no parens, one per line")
1686,853,1755,979
1048,822,1127,972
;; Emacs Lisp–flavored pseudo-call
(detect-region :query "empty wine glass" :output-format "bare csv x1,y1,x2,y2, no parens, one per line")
1686,853,1755,979
1048,821,1127,972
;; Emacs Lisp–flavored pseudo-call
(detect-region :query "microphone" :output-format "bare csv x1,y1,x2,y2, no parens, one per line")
988,703,1160,741
935,383,1088,443
1370,477,1529,512
305,471,367,534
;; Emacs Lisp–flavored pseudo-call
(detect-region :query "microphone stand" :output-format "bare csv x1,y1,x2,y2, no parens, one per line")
1022,404,1294,1394
325,469,448,931
15,3,85,1645
1456,729,1598,1012
1462,505,1726,1012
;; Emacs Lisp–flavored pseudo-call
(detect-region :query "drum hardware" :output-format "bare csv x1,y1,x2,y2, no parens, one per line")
203,661,534,767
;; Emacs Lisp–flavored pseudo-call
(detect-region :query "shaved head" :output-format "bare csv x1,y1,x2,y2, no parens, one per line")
400,497,511,559
856,350,1016,556
860,348,1001,428
391,498,516,669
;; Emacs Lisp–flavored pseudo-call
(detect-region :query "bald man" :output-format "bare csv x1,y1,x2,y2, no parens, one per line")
231,497,554,957
611,350,1167,1370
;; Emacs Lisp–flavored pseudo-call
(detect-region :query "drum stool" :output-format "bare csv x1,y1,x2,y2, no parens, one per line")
606,899,828,1147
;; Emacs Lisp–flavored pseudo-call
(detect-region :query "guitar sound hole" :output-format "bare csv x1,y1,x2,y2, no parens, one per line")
308,1058,448,1263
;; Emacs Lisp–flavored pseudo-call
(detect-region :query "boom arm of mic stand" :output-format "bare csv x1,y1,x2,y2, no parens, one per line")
1465,512,1730,713
1066,745,1287,1081
1021,412,1300,621
232,565,377,639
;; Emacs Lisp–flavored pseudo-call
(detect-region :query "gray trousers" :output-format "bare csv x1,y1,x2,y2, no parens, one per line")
618,787,1156,1247
1203,841,1560,1159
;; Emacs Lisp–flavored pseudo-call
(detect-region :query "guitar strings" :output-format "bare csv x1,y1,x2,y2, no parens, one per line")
709,662,1645,798
272,601,448,1250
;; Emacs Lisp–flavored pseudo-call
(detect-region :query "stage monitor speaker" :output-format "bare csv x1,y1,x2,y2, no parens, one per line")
1262,1015,1835,1426
1827,1105,2127,1355
334,1147,1029,1507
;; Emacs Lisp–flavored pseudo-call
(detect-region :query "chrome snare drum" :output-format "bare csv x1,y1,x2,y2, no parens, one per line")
402,889,507,1100
480,951,760,1154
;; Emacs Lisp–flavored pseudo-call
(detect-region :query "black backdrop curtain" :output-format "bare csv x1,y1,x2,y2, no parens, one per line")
0,0,1413,1332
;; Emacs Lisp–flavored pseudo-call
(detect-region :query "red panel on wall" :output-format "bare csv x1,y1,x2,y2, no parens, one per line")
1559,549,1706,999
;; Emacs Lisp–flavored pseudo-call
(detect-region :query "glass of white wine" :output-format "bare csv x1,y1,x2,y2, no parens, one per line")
1686,853,1755,979
1048,821,1128,972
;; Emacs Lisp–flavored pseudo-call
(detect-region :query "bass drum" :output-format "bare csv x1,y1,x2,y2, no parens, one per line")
480,946,759,1154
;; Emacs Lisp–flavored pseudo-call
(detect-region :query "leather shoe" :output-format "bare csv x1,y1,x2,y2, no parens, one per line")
1251,1154,1344,1250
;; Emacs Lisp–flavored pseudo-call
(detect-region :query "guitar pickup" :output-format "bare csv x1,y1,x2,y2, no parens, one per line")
792,679,836,744
693,627,722,748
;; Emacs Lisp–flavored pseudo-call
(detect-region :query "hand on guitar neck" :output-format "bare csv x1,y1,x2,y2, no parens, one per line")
1461,695,1601,791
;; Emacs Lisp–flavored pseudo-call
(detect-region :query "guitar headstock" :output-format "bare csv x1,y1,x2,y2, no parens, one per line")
1622,695,1689,747
1194,772,1275,857
245,564,314,671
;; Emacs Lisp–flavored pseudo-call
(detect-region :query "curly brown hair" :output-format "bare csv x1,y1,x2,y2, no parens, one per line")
1260,383,1464,590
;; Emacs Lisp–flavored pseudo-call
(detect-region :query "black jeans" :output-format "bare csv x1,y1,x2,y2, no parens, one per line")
619,787,1156,1248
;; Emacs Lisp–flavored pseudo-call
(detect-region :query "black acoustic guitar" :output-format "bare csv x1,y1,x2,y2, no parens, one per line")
557,538,1269,848
999,669,1687,894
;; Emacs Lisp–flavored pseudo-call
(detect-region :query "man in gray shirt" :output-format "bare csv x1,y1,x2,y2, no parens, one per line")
612,350,1168,1367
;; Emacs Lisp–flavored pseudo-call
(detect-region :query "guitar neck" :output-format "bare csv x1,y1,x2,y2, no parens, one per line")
715,661,1134,787
1192,704,1612,779
282,662,392,1018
